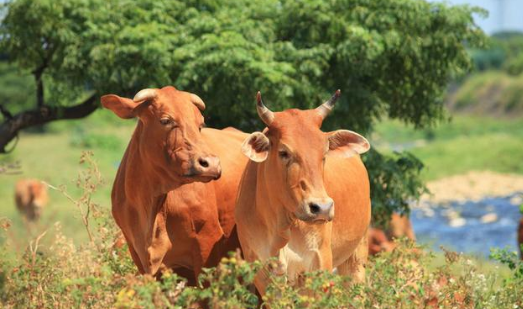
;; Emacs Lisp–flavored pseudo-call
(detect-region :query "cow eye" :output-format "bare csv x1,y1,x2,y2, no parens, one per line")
160,118,177,127
279,150,289,159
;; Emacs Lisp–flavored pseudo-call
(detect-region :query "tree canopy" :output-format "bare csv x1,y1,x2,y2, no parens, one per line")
0,0,487,221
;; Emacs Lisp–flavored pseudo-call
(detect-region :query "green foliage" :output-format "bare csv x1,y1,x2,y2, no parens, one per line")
0,0,487,217
0,62,34,114
1,0,486,129
364,150,427,225
490,248,523,281
505,53,523,76
469,31,523,73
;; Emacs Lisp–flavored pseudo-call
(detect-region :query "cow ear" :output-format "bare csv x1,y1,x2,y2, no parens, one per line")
327,130,370,158
242,132,271,162
101,94,139,119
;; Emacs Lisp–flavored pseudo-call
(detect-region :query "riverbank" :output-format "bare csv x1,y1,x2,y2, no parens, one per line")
421,170,523,205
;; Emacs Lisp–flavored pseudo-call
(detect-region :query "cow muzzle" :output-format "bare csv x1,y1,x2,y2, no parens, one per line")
298,197,335,223
188,154,222,181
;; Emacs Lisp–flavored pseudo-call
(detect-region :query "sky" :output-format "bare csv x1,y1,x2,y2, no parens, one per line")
429,0,523,34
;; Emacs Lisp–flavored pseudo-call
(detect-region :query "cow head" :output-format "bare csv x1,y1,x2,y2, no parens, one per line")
101,86,221,183
241,90,370,223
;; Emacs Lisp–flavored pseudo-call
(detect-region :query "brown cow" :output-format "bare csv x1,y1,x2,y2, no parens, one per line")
518,216,523,260
15,179,49,221
368,213,416,256
235,90,371,295
368,228,395,256
101,86,247,282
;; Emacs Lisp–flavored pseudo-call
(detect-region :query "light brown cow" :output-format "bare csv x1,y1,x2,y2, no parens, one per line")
235,90,371,294
101,86,247,282
15,179,49,221
368,213,416,256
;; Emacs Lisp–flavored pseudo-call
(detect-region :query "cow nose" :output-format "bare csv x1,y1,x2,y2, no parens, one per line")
306,197,334,221
194,155,222,179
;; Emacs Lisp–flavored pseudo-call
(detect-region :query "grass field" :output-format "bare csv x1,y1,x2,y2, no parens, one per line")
0,110,135,244
372,115,523,180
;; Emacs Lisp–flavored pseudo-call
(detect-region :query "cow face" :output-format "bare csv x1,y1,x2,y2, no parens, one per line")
101,86,221,183
241,91,369,223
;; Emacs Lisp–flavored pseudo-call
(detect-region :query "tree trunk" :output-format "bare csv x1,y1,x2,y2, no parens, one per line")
0,94,99,153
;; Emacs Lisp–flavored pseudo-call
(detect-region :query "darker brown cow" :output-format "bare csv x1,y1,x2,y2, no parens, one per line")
235,90,371,295
15,179,49,221
102,86,247,281
368,213,416,256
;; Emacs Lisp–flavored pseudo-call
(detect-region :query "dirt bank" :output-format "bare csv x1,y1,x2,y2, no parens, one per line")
421,171,523,204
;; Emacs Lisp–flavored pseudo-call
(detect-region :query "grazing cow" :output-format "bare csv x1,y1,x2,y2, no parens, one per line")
368,213,416,256
101,86,247,282
518,217,523,260
15,179,49,221
235,90,371,294
368,228,395,256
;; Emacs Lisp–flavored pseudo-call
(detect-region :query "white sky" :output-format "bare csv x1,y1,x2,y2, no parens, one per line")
429,0,523,34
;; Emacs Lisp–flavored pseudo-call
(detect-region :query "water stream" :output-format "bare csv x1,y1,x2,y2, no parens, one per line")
411,193,522,257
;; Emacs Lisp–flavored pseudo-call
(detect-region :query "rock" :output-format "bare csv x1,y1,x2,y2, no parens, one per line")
480,213,498,224
449,217,466,228
422,208,435,218
510,195,522,206
443,209,461,220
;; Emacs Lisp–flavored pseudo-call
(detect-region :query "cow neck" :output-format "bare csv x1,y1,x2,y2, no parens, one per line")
124,122,182,202
256,162,293,250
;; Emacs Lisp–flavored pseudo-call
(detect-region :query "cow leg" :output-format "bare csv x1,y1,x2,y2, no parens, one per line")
254,269,269,297
337,233,368,284
127,242,146,274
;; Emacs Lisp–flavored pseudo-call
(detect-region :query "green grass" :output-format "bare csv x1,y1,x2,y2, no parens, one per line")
0,110,135,244
372,115,523,180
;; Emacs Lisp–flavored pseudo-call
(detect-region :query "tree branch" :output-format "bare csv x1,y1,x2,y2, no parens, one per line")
0,94,99,153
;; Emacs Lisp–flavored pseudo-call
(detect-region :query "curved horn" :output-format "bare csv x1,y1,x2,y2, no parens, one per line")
256,91,274,126
133,88,157,102
190,93,206,111
316,89,341,119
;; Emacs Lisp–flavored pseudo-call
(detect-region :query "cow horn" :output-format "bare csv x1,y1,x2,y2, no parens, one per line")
316,89,341,119
133,88,157,102
256,91,274,126
190,93,206,111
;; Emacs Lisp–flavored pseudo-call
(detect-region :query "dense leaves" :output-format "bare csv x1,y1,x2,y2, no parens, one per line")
0,0,487,217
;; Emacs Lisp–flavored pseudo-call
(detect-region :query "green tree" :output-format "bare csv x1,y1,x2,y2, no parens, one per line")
0,0,487,220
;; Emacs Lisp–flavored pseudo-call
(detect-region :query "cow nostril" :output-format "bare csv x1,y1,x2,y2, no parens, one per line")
309,203,321,214
198,158,209,168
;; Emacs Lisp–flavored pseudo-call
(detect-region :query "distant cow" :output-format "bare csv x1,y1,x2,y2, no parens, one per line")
369,213,416,256
518,217,523,260
235,90,371,295
102,86,247,283
15,179,49,221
